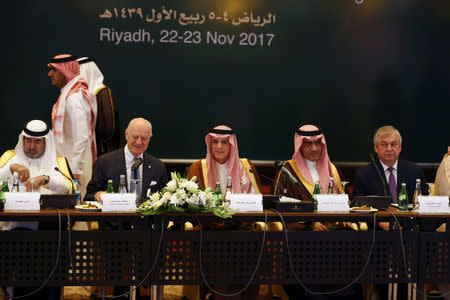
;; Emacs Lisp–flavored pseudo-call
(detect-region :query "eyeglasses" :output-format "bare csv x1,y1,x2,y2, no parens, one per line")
378,142,400,149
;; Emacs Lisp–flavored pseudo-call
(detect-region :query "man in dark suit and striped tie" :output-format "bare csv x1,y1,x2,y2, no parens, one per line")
85,117,168,202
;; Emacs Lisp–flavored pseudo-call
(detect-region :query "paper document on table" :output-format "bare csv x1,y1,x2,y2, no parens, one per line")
279,196,301,203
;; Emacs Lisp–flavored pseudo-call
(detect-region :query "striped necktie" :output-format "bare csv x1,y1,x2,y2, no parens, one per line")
387,166,397,203
130,157,141,197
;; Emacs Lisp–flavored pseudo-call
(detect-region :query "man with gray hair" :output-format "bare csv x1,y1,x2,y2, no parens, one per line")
84,117,167,202
353,125,428,209
84,117,167,299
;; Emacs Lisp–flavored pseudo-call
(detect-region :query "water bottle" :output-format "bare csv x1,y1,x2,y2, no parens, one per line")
12,172,20,192
213,182,223,206
224,176,232,204
73,179,81,205
312,182,321,210
327,177,335,194
106,179,114,193
398,183,408,211
118,174,127,193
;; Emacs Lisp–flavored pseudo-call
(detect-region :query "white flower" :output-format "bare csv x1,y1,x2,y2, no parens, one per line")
186,195,198,205
167,180,177,192
150,193,161,202
170,194,183,206
176,188,187,199
153,199,165,209
178,181,188,189
162,192,172,201
186,181,198,193
205,191,213,202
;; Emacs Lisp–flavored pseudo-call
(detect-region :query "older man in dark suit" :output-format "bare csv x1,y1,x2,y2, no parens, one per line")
85,117,167,202
353,125,428,299
353,125,428,213
84,117,167,300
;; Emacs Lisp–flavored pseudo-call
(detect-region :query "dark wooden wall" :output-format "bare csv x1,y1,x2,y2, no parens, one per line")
162,159,440,195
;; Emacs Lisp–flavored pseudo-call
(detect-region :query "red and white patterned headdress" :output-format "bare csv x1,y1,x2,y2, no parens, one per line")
293,124,334,193
48,54,79,82
205,125,247,194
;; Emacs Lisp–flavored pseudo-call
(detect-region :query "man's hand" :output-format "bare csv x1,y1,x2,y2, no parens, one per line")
25,176,46,192
312,222,329,231
9,164,30,182
95,191,106,202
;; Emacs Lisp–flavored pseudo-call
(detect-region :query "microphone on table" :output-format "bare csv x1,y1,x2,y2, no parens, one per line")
182,166,190,179
249,168,287,195
274,160,301,188
54,167,75,194
369,153,387,196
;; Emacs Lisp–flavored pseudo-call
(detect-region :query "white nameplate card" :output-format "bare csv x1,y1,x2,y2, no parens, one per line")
418,196,450,213
316,194,350,212
227,194,263,212
101,193,137,212
4,192,40,211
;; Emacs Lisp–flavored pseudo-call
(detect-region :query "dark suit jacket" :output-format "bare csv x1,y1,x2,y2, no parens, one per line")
353,157,428,202
84,148,168,202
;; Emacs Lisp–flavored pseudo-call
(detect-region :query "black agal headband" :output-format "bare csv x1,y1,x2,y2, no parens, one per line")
209,128,235,135
24,122,50,137
296,128,323,136
50,55,77,63
77,57,94,65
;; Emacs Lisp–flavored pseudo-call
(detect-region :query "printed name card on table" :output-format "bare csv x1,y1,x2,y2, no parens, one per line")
4,192,40,211
101,193,136,212
418,196,450,213
316,194,350,212
227,194,263,212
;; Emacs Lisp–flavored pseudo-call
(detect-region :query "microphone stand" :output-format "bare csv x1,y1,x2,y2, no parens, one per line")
249,169,285,196
369,153,387,196
54,167,75,194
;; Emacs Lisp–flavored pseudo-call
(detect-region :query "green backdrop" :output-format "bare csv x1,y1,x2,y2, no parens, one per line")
1,0,449,162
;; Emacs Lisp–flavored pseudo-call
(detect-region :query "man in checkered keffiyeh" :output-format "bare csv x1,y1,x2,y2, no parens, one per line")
48,54,97,197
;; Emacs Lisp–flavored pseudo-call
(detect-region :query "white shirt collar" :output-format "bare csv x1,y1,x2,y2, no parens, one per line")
305,159,316,169
380,160,398,172
124,144,143,162
305,159,320,183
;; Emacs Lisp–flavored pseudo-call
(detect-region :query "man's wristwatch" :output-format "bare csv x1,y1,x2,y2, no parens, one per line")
43,175,50,185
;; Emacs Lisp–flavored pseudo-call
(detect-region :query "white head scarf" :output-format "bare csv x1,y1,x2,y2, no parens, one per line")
77,57,105,95
14,120,58,173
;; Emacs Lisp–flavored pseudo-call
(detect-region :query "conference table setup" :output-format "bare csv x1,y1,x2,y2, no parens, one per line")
0,205,448,300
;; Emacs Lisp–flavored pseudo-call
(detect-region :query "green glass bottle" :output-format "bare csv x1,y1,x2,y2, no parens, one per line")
398,183,408,211
213,182,223,206
0,179,9,203
106,179,114,193
312,182,321,210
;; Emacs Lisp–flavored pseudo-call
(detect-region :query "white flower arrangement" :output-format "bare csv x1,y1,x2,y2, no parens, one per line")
137,172,234,218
